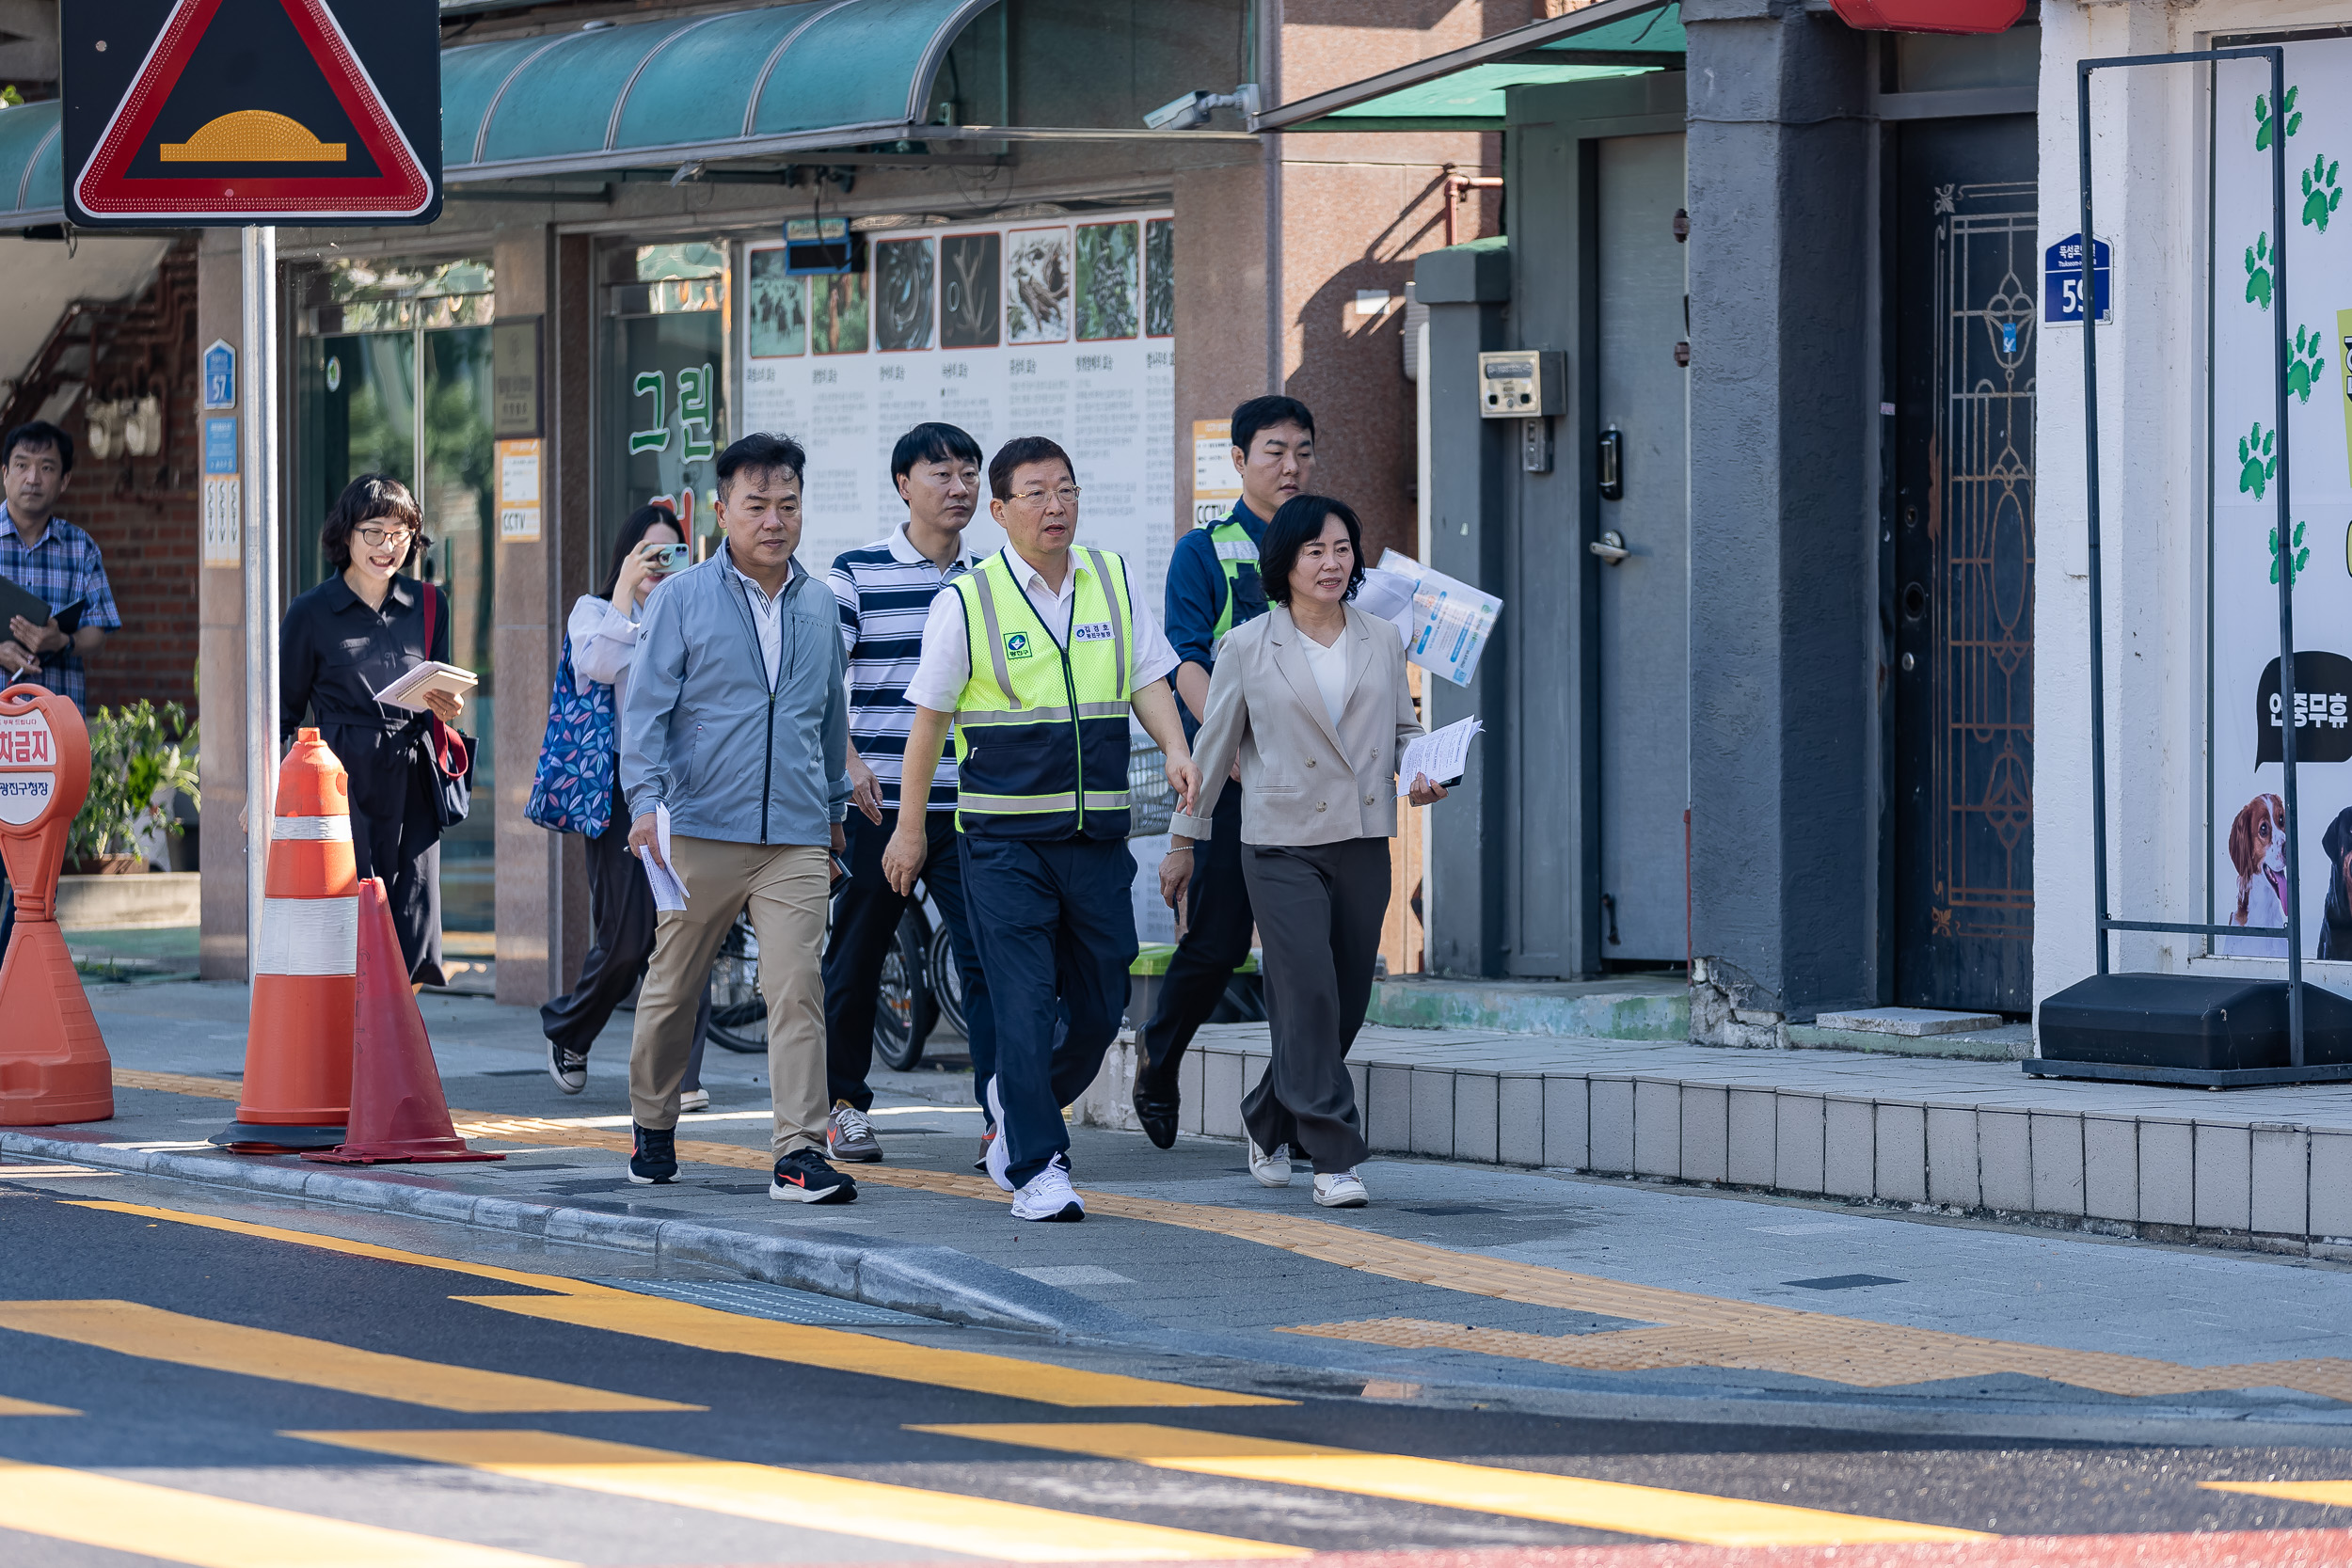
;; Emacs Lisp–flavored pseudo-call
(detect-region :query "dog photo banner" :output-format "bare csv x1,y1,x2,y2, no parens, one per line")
2210,37,2352,959
738,209,1178,608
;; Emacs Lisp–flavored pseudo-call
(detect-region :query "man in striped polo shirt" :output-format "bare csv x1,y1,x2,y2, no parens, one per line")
820,422,993,1164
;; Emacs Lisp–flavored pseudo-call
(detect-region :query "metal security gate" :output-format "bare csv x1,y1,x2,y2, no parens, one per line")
1893,117,2037,1012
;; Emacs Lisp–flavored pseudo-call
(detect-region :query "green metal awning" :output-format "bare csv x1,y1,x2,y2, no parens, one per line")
444,0,994,181
1254,0,1683,132
0,0,1004,223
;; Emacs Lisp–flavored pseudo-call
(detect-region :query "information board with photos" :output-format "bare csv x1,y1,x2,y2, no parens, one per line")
740,210,1178,606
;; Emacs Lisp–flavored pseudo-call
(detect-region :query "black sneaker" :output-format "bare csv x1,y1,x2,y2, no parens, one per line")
628,1123,677,1184
772,1146,857,1204
549,1039,587,1095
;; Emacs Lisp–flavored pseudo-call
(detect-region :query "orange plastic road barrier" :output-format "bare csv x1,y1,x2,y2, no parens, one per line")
0,684,111,1125
307,878,502,1166
214,728,356,1153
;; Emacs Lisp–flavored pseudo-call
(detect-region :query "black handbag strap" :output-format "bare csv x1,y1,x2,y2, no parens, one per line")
416,582,469,778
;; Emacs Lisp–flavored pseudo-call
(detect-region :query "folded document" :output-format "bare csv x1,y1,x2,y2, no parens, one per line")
637,802,690,911
1398,715,1482,797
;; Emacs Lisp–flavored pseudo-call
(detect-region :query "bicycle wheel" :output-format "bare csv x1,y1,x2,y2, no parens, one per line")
926,921,966,1040
873,909,930,1071
705,911,768,1053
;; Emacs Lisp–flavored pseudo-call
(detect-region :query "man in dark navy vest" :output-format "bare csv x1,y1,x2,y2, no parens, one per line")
1133,396,1316,1148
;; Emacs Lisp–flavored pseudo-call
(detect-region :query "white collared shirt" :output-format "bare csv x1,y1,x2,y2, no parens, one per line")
723,551,798,689
904,545,1177,713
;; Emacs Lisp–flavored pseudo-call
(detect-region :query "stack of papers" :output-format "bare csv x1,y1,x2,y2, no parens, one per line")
1375,549,1503,687
1398,715,1483,797
373,660,478,712
637,802,690,911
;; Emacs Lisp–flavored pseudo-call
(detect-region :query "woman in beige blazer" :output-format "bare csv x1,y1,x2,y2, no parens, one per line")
1163,496,1448,1207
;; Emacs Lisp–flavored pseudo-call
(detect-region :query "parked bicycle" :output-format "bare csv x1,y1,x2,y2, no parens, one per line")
705,877,965,1068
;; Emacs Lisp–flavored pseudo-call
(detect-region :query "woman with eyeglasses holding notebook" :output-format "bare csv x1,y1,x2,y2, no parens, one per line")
1160,495,1450,1209
278,474,468,987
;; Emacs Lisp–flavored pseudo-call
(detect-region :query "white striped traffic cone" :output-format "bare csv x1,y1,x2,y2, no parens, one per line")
213,728,358,1152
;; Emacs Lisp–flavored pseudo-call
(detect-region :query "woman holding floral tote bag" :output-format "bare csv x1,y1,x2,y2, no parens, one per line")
531,504,712,1106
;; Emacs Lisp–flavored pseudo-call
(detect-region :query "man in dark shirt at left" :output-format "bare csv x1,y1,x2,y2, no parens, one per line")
0,420,121,709
0,419,122,958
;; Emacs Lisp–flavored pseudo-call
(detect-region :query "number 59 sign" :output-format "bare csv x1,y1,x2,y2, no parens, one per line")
2044,232,2114,325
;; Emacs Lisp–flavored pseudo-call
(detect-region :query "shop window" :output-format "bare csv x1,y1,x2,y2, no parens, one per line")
599,239,729,575
1895,25,2039,95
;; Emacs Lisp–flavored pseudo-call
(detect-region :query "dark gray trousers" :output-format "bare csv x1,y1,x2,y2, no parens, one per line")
1239,837,1389,1173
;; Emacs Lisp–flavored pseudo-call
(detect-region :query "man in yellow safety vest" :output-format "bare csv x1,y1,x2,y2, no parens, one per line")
885,436,1200,1221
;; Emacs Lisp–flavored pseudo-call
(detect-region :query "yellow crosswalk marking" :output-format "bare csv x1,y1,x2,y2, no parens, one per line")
0,1301,699,1415
913,1424,1991,1547
63,1200,644,1296
0,1395,77,1415
2204,1480,2352,1506
0,1457,577,1568
293,1429,1301,1560
450,1291,1284,1408
74,1197,1286,1409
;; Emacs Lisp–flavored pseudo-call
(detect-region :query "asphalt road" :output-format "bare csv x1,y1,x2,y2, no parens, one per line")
6,1177,2352,1567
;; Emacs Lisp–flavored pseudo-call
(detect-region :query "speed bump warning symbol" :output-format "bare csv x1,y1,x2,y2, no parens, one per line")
63,0,440,227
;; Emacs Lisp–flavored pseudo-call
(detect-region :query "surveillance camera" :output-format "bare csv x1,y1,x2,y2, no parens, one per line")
1144,84,1260,132
1145,91,1213,133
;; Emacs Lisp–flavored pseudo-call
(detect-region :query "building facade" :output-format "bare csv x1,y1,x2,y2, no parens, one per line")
0,0,1523,997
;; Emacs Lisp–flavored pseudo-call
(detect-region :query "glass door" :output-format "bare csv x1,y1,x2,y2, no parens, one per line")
294,260,498,971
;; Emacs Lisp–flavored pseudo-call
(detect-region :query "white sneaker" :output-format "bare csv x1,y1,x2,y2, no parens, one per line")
1010,1155,1085,1222
1313,1170,1369,1208
1248,1135,1292,1188
678,1088,710,1113
983,1076,1014,1192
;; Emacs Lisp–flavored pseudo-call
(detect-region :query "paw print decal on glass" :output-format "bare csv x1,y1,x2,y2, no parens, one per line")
2289,325,2328,404
2240,421,2279,501
2302,154,2343,233
2270,521,2311,588
2246,232,2274,309
2257,86,2302,152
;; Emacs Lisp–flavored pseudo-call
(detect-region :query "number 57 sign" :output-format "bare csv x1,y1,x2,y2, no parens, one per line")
2044,232,2113,325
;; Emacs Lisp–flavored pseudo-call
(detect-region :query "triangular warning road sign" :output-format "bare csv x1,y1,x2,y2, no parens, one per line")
72,0,436,224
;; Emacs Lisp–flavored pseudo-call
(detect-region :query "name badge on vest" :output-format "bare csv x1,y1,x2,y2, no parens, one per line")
1004,632,1032,659
1073,622,1115,642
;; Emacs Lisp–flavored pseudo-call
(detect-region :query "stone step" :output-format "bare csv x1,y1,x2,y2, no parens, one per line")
1366,974,1689,1039
1100,1028,2352,1248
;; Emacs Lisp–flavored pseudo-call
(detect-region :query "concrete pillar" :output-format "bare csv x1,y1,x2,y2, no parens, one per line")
1414,240,1512,977
196,230,249,980
492,225,556,1006
1682,1,1878,1039
552,233,596,994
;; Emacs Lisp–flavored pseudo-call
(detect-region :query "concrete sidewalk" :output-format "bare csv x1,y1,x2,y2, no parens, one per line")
10,976,2352,1446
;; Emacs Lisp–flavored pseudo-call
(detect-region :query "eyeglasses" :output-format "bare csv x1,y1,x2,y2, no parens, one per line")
1009,485,1081,509
356,525,416,548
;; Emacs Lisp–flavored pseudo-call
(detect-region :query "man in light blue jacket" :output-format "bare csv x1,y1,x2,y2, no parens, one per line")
621,432,855,1203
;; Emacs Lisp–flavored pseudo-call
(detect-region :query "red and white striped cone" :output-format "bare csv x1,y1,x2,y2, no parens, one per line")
213,728,358,1152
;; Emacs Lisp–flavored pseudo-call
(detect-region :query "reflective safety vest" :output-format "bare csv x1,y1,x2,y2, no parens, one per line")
949,547,1136,840
1208,514,1266,649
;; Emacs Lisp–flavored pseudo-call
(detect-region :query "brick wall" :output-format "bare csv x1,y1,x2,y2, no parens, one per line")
5,242,201,716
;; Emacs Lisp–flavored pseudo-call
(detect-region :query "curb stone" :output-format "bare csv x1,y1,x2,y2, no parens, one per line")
1,1128,1146,1341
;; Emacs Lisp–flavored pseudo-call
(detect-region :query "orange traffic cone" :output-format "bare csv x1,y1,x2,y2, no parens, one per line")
0,684,112,1125
214,729,357,1152
306,878,502,1165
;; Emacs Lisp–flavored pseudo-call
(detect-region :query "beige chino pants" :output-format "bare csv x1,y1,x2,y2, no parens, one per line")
628,834,829,1155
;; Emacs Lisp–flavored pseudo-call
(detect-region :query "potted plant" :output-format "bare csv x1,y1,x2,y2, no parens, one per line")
68,700,199,874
